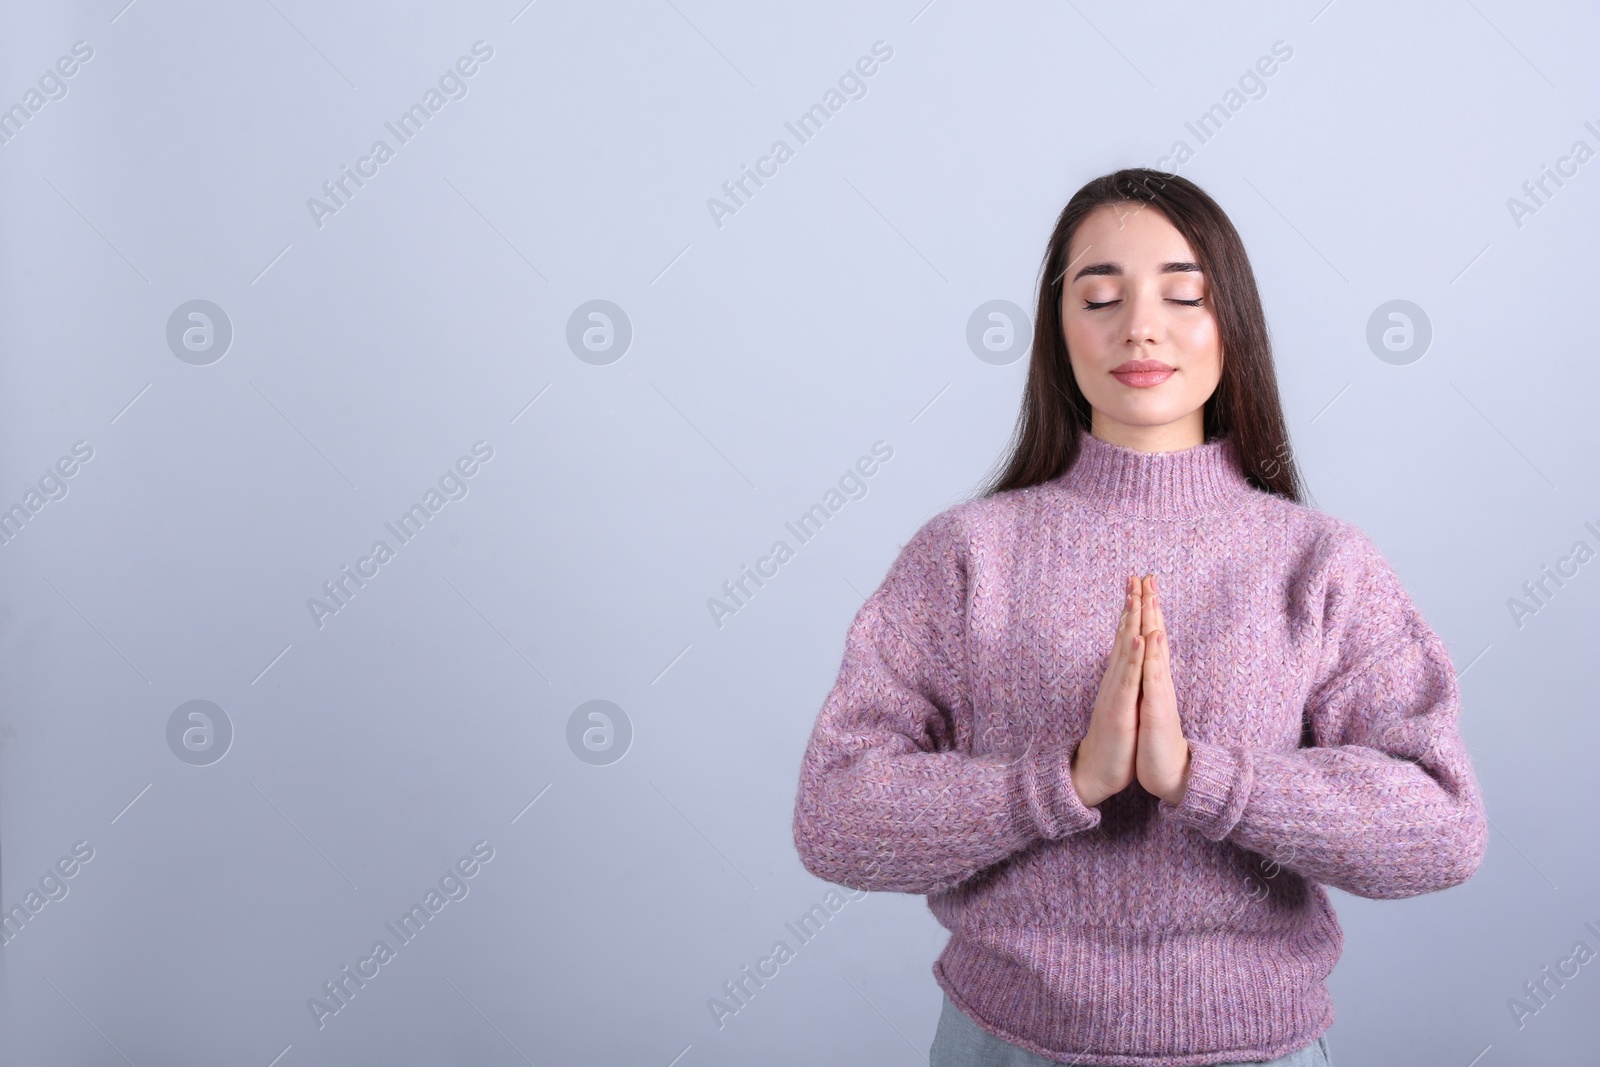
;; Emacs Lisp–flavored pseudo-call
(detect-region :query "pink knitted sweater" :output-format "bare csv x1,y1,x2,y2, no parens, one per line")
791,431,1489,1065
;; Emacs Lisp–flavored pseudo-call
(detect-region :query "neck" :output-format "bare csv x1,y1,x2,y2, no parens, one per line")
1089,411,1206,453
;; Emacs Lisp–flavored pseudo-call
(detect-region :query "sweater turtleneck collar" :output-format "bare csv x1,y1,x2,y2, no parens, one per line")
1048,431,1258,518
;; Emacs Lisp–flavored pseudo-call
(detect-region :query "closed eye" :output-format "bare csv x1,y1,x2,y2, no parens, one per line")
1083,298,1204,309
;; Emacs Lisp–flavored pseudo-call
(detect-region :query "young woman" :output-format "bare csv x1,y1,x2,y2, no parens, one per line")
790,168,1488,1066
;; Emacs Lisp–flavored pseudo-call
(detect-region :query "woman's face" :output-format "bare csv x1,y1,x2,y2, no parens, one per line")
1060,202,1224,447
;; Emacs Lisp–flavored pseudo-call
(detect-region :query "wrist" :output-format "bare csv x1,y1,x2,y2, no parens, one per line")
1069,755,1108,808
1166,743,1193,806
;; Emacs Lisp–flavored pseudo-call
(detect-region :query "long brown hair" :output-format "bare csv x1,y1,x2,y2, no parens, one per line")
978,168,1307,504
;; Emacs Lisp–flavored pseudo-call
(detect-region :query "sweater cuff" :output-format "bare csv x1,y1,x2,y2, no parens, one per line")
1157,739,1252,841
1016,747,1103,840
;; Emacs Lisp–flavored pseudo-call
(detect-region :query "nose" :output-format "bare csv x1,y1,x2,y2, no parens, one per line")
1121,282,1164,347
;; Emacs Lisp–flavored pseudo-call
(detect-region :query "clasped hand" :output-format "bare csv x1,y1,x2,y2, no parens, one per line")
1068,574,1192,808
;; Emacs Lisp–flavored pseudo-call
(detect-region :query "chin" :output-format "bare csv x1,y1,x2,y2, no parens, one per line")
1096,401,1189,425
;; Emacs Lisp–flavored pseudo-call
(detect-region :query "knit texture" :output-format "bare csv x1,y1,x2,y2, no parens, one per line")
791,431,1489,1066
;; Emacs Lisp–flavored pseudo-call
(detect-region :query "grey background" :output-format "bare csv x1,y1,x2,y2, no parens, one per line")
1,0,1596,1064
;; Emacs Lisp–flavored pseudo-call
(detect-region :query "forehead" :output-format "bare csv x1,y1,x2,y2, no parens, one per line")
1065,203,1197,276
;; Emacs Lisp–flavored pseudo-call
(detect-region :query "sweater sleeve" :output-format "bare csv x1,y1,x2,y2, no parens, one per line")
1157,520,1490,900
792,509,1103,896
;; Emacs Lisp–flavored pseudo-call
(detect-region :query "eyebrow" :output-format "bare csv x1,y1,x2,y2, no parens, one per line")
1071,261,1203,283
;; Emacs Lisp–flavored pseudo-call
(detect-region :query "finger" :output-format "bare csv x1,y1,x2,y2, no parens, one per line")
1143,628,1167,683
1121,628,1144,690
1144,579,1169,662
1148,573,1166,635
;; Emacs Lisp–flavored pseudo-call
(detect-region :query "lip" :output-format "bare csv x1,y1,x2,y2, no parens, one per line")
1111,360,1174,388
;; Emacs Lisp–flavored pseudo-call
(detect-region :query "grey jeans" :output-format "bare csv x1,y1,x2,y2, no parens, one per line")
930,995,1333,1067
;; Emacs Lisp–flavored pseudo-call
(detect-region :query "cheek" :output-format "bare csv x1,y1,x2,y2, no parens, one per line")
1062,309,1107,352
1181,322,1225,392
1180,311,1221,351
1172,318,1223,379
